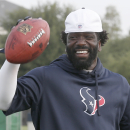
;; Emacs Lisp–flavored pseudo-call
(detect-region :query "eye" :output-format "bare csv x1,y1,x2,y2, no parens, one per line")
85,36,94,40
69,36,77,40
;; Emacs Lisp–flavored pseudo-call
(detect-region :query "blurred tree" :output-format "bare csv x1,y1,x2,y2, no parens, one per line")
0,2,73,77
99,6,130,84
99,36,130,84
2,7,30,32
102,6,121,40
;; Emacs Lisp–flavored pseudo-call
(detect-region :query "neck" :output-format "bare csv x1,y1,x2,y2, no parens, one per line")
87,58,97,70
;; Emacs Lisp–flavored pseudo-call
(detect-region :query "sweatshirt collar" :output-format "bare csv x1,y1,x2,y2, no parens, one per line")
50,54,104,76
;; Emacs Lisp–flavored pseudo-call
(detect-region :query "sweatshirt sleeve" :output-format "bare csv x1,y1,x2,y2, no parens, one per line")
120,86,130,130
3,67,44,116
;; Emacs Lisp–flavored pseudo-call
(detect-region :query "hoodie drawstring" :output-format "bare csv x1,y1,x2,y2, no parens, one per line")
94,71,100,116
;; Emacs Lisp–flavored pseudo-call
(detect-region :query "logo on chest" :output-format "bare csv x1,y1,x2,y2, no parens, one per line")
80,87,105,116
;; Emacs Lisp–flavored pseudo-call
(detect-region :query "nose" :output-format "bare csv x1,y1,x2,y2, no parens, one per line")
76,36,86,46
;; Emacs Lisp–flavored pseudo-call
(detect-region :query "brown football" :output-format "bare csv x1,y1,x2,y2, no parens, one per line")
5,18,50,64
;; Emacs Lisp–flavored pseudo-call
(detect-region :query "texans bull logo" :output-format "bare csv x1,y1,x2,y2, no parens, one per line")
80,87,105,116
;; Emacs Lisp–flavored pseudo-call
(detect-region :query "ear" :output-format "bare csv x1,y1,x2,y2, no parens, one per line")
98,40,102,52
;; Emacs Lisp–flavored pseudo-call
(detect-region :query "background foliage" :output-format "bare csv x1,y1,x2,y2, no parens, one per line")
0,3,130,84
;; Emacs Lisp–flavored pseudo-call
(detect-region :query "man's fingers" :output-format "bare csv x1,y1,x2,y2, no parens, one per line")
16,19,24,25
24,16,32,20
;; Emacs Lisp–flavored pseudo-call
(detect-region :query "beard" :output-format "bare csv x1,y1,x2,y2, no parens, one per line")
66,44,98,70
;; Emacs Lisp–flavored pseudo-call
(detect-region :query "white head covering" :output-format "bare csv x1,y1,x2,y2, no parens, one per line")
65,8,103,33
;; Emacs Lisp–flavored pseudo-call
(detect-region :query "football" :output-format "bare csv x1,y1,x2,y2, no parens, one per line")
5,18,50,64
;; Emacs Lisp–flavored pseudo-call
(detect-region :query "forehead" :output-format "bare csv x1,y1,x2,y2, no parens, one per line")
68,32,96,36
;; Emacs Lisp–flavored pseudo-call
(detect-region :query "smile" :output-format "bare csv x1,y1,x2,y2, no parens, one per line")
76,51,88,54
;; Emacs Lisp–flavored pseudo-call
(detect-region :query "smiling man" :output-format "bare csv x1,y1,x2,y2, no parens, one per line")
0,8,130,130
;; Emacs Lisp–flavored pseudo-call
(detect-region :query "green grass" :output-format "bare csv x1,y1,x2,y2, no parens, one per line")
21,126,27,130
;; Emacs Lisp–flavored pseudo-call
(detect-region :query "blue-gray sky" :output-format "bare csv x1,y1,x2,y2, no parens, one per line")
6,0,130,36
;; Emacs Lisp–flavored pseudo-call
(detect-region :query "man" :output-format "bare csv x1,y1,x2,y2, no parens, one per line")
0,8,129,130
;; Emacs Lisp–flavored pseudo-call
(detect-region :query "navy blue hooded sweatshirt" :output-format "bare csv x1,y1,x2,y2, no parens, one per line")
4,54,130,130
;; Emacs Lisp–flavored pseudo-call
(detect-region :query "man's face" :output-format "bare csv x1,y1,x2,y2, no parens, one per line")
66,32,101,70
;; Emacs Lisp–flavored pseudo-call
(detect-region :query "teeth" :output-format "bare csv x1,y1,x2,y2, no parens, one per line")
76,51,88,54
